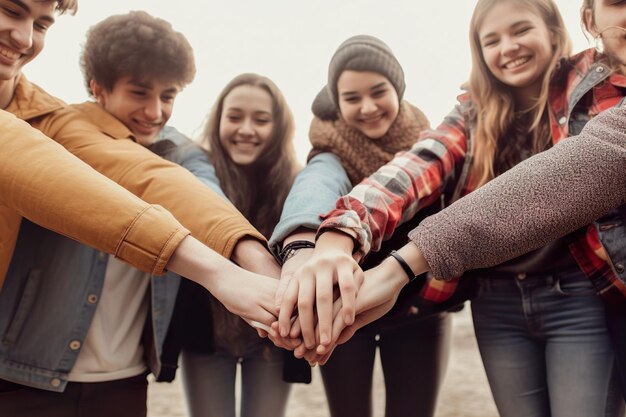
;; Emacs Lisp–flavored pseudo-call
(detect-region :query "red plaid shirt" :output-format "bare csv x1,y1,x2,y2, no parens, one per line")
320,49,626,302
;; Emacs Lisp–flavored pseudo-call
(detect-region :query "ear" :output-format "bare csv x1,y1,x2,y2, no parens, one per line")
89,79,106,105
583,8,598,37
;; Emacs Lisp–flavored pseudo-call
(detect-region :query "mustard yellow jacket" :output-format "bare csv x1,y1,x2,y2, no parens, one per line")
1,76,263,287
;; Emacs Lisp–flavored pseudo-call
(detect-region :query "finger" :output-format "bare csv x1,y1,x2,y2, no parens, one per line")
268,324,300,350
298,273,317,349
336,321,359,345
353,266,365,292
278,278,299,337
336,262,359,326
275,270,293,308
314,266,335,347
247,308,279,330
318,344,338,366
289,315,302,339
316,298,344,355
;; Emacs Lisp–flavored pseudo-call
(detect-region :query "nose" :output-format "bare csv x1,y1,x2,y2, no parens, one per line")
501,37,520,56
144,99,162,121
361,97,378,115
11,22,34,50
238,118,254,136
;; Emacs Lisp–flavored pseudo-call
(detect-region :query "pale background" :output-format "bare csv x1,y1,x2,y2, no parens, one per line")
26,0,589,162
27,2,592,416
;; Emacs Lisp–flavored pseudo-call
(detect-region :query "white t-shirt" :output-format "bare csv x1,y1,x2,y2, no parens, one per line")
68,256,150,382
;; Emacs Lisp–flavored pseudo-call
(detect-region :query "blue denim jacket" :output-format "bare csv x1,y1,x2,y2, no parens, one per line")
268,152,351,255
0,126,218,392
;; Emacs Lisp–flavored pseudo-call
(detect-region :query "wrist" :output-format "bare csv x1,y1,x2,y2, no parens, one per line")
388,250,418,283
279,240,315,264
380,255,413,291
232,237,280,277
316,230,355,254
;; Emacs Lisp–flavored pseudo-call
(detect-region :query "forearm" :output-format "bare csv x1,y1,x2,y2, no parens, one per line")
410,104,626,279
0,112,188,281
319,122,467,258
44,109,264,258
231,237,281,278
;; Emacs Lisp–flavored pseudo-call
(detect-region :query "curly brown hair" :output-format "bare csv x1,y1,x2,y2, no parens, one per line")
201,73,300,238
80,10,195,96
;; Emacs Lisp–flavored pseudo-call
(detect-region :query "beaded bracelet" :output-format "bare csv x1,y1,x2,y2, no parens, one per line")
388,250,418,283
279,240,316,264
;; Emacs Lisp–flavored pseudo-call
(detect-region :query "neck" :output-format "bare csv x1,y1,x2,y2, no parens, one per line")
0,76,18,110
512,83,541,112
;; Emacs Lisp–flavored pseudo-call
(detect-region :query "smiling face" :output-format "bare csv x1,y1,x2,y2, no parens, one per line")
478,1,554,102
584,0,626,76
92,76,179,146
336,70,399,139
219,84,274,166
0,0,55,103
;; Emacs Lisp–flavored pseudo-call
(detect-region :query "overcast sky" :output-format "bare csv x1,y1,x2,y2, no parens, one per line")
25,1,589,162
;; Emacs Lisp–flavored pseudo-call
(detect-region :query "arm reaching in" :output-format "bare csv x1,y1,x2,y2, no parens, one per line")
411,102,626,279
166,235,279,327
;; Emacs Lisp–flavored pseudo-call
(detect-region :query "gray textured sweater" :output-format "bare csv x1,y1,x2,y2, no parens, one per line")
410,104,626,279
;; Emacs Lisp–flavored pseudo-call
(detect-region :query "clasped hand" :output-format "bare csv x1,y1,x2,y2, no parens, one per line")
267,232,409,365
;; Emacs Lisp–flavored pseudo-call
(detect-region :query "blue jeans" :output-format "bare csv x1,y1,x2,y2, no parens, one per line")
181,343,290,417
471,268,624,417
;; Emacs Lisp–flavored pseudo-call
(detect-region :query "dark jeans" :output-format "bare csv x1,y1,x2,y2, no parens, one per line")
320,312,452,417
0,373,148,417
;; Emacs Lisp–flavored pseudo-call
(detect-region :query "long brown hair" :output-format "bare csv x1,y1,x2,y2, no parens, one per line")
201,73,299,238
468,0,571,187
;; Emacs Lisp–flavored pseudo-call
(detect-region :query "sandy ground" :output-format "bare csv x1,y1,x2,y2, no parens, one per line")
148,305,499,417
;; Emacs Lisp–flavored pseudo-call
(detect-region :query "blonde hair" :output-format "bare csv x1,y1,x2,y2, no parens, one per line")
468,0,571,187
201,73,299,238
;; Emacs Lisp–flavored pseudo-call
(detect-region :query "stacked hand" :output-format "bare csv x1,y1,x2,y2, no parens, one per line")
266,232,426,365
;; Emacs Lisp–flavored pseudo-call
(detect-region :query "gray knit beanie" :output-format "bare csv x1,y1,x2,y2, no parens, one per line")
312,35,405,120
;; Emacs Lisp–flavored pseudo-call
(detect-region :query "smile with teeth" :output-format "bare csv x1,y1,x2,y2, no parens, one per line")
135,120,161,129
359,113,384,124
0,44,20,60
503,56,531,70
232,139,259,149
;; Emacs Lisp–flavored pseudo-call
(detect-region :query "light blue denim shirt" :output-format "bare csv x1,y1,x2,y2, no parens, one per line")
268,152,351,256
0,126,223,392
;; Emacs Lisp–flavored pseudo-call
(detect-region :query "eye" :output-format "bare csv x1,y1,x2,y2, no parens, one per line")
131,90,147,97
515,26,531,36
226,115,241,122
371,89,387,98
343,95,360,103
161,95,175,103
2,5,20,18
255,117,271,125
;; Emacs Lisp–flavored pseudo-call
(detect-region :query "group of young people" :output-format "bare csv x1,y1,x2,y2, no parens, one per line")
0,0,625,417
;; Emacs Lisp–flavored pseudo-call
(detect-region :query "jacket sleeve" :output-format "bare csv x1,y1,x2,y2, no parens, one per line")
268,152,351,255
318,105,469,258
36,109,264,259
410,103,626,279
0,110,189,284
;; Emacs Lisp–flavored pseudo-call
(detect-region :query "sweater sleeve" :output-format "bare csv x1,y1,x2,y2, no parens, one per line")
36,108,264,259
410,103,626,279
268,152,351,255
318,104,469,258
0,110,189,285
